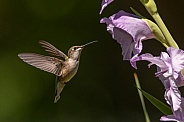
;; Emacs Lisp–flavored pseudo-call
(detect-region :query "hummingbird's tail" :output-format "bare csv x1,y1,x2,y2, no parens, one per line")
54,81,66,103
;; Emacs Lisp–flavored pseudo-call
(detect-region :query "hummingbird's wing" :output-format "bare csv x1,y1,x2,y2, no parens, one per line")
39,40,68,60
18,53,63,76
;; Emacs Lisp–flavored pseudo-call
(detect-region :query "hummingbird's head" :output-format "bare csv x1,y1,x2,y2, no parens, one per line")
68,41,97,60
68,46,83,60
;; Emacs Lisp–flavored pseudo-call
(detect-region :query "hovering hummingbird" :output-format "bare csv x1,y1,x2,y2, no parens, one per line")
18,40,97,103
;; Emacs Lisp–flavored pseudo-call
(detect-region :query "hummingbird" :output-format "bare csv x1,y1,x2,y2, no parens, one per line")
18,40,97,103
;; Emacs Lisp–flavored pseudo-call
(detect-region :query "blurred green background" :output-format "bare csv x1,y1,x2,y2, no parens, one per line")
0,0,184,121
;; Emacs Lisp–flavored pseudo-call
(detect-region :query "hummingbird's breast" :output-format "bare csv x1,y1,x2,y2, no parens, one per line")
60,59,79,83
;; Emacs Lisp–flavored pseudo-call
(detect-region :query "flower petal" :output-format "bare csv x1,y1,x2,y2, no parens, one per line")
164,78,184,121
159,72,184,89
176,73,184,87
169,79,181,111
160,115,178,121
130,53,166,69
107,25,135,60
99,0,114,14
167,47,184,73
131,47,184,89
160,96,184,121
110,11,154,42
101,10,155,60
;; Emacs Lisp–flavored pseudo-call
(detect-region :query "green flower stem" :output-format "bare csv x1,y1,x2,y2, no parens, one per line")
140,0,179,48
152,13,179,48
134,73,151,122
143,19,169,48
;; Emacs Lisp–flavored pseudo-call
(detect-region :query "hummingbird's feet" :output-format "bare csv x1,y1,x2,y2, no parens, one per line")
63,82,68,84
54,96,60,103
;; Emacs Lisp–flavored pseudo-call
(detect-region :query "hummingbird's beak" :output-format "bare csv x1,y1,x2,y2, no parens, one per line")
81,40,98,48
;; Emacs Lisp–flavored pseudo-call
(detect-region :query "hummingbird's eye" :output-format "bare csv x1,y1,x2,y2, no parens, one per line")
73,47,77,50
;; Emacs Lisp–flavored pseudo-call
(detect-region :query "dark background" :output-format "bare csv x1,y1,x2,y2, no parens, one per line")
0,0,184,121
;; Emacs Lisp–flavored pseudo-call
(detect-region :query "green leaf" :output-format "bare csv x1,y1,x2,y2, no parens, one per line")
134,73,151,122
136,87,172,115
130,7,145,18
